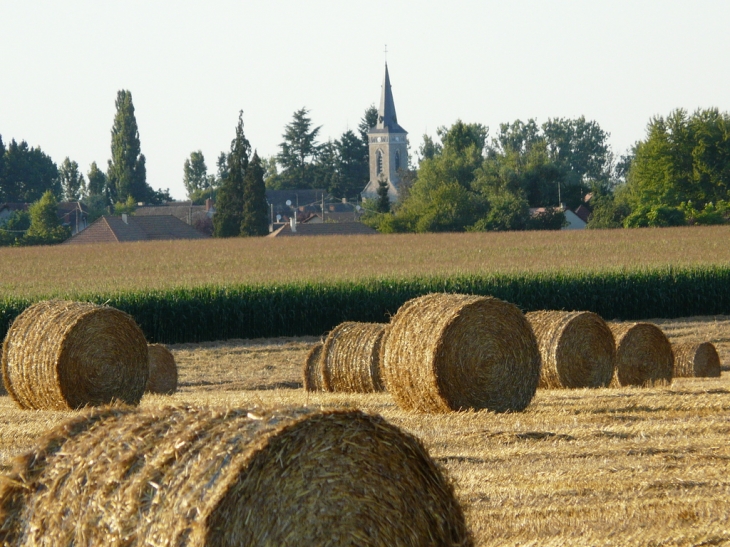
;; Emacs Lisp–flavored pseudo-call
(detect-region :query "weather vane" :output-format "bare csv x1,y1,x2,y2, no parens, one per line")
384,44,388,63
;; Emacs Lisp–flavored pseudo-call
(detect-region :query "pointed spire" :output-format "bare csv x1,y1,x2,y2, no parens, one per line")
376,63,407,134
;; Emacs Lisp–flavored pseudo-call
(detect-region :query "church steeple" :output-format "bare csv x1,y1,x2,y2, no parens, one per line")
362,63,409,202
376,63,406,133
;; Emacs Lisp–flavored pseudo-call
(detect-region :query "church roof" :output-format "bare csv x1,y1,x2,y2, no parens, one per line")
370,63,407,135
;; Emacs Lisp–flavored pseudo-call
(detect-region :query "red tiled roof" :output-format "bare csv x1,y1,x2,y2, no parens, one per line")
574,205,591,223
64,215,209,244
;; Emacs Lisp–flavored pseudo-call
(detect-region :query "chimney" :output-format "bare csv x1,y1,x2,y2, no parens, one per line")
289,217,297,233
205,198,213,212
122,213,128,224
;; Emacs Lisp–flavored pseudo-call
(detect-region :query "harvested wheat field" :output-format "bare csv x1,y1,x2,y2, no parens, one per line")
0,316,729,546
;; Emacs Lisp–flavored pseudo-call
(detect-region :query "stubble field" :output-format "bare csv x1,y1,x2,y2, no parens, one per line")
1,315,728,546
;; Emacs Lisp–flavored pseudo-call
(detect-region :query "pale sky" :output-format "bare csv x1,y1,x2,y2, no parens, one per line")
2,1,729,201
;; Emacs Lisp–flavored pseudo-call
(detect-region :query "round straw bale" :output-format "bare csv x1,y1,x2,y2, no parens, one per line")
302,342,324,391
146,344,178,395
672,341,721,378
1,300,148,410
320,321,387,393
0,405,473,547
526,310,615,389
382,293,541,413
609,322,674,387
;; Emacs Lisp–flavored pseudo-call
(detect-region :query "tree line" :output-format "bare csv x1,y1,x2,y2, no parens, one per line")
182,106,378,206
0,90,172,245
366,107,730,232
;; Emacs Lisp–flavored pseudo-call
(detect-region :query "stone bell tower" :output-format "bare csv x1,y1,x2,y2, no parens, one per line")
362,63,408,201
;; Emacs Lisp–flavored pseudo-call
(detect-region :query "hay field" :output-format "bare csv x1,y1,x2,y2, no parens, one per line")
1,316,729,546
0,225,729,298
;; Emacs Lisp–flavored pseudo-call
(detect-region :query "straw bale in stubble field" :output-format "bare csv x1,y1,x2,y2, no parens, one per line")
382,293,541,413
320,322,386,393
302,342,324,392
609,322,674,387
526,311,615,389
0,405,472,547
1,300,148,410
672,341,721,378
146,344,178,395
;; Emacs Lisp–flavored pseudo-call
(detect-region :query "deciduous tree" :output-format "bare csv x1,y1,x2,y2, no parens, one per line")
23,190,69,245
59,157,86,201
183,151,208,198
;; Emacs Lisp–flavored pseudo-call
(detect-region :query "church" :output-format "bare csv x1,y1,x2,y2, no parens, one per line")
361,64,408,202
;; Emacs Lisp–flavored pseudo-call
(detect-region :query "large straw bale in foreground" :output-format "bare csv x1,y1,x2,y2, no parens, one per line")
302,342,324,391
673,341,721,378
609,322,674,387
526,311,615,389
321,322,386,393
1,300,148,410
0,405,472,547
146,344,178,394
382,293,541,413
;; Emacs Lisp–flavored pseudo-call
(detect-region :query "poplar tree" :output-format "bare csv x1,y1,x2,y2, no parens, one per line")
240,152,269,236
107,90,149,203
214,111,250,237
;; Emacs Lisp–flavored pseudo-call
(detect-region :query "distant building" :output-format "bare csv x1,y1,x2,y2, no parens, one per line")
268,221,377,237
361,64,408,202
64,214,210,244
529,206,587,230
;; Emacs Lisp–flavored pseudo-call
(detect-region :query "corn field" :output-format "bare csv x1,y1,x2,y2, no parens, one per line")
1,265,729,344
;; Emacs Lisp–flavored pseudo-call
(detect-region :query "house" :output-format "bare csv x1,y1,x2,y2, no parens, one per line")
268,220,377,237
63,214,210,244
529,206,587,230
135,199,214,225
56,202,89,235
1,201,89,235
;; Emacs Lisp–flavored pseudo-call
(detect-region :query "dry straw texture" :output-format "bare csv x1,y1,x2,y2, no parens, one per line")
321,322,386,393
145,344,178,395
302,342,324,391
609,323,674,387
526,311,615,389
0,404,472,547
382,293,541,413
1,300,148,410
672,341,721,378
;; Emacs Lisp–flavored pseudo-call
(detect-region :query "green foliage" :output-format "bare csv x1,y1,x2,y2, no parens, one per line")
526,208,567,231
83,194,110,222
375,177,391,213
113,195,137,215
1,265,728,344
59,157,86,201
625,108,730,213
624,204,686,228
214,111,250,238
0,209,30,246
274,107,322,189
239,152,269,236
358,105,378,145
23,191,70,245
681,200,730,225
586,193,631,229
468,190,529,232
1,138,60,203
183,151,210,198
107,90,154,203
86,161,108,197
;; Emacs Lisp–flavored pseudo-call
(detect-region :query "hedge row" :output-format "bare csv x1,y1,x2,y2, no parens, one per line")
1,265,729,344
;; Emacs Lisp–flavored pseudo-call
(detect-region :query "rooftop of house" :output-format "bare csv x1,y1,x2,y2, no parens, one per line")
64,214,210,244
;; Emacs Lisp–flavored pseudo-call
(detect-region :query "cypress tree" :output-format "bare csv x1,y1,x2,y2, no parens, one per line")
376,177,391,213
214,111,250,237
240,152,269,236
